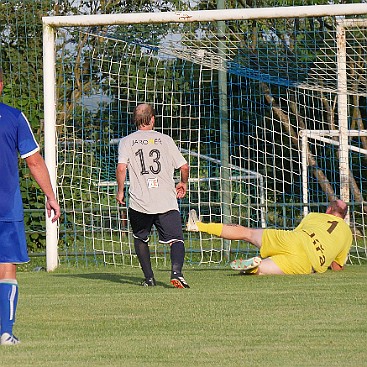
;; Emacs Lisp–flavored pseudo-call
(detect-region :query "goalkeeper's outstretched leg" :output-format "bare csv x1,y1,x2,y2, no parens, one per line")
186,209,283,275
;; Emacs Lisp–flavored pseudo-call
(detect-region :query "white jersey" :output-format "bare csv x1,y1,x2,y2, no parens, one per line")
118,129,187,214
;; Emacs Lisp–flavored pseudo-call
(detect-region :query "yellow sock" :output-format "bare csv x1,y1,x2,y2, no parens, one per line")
196,222,223,237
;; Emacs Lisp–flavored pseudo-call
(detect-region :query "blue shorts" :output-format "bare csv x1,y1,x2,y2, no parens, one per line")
128,208,184,244
0,221,30,264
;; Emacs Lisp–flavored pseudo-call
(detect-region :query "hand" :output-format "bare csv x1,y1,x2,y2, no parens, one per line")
46,198,61,223
116,191,125,205
176,182,187,199
330,261,343,271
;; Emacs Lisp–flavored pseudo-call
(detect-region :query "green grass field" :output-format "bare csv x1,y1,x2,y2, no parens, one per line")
1,265,366,367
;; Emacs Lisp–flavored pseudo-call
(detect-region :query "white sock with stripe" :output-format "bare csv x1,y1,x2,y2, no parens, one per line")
0,279,18,336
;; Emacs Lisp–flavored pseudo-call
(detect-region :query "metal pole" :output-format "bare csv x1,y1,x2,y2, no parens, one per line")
299,130,309,217
43,23,59,271
43,4,367,27
217,0,231,261
336,21,350,223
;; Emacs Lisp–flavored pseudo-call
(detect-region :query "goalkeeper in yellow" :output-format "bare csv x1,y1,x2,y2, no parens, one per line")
186,199,353,275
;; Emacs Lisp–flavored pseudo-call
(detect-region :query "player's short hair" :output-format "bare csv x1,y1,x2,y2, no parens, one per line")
133,103,155,129
329,199,348,219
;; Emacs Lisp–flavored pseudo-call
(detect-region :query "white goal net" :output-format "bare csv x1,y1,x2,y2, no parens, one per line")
43,4,367,270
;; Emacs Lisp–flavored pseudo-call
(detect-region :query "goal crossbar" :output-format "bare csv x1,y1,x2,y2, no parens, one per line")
42,4,367,27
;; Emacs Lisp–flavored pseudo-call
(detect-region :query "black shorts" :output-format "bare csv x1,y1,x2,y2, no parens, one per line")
128,208,184,244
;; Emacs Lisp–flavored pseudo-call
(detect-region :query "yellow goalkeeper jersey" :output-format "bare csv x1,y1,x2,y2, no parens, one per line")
295,213,353,273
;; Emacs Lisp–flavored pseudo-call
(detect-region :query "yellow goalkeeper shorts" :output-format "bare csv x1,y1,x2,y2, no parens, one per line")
260,229,313,275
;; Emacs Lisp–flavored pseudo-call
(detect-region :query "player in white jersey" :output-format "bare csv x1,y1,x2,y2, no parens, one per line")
0,68,60,345
116,104,190,288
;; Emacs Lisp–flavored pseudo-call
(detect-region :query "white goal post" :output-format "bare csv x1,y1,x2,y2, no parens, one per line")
43,3,367,271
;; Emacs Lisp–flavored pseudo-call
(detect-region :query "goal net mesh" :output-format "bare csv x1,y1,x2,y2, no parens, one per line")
54,14,367,267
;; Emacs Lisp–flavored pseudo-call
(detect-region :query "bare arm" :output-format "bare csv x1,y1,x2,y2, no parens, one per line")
116,163,127,205
176,163,189,199
25,152,60,223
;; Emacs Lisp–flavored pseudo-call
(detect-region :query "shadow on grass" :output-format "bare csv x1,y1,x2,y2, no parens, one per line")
50,272,173,288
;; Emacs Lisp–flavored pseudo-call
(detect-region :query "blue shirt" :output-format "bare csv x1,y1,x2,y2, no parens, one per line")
0,103,39,221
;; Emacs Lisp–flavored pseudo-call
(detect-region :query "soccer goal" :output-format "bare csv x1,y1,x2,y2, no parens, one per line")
42,4,367,271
